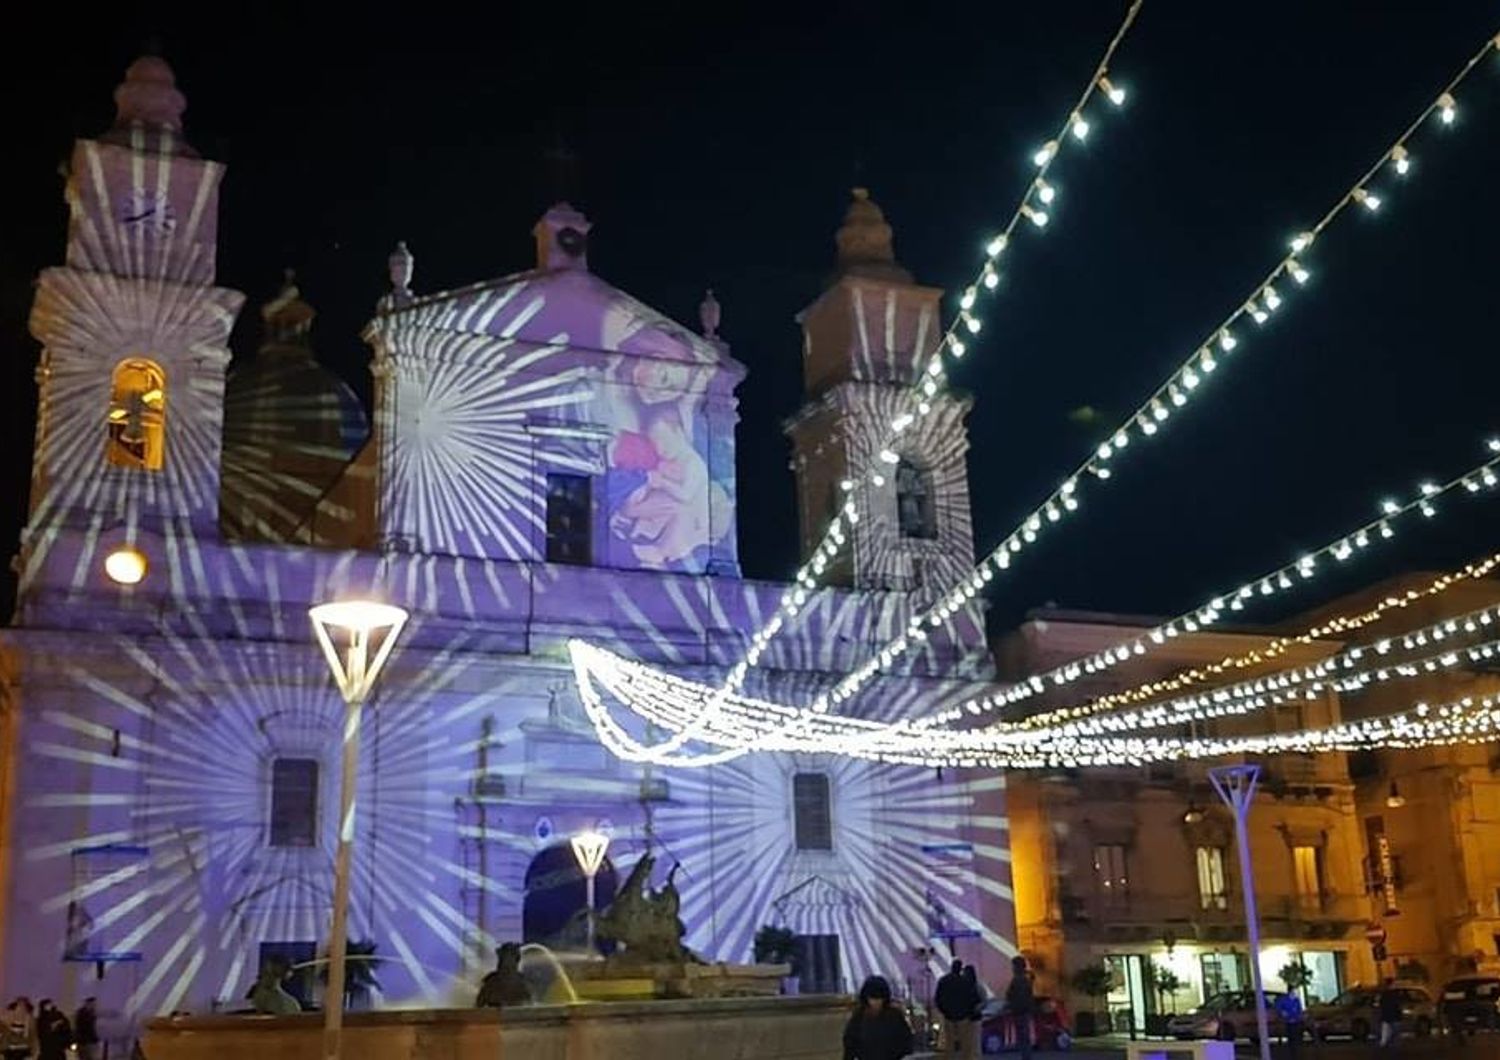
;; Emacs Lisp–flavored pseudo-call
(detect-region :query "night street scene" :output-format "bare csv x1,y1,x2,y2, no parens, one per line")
2,2,1500,1059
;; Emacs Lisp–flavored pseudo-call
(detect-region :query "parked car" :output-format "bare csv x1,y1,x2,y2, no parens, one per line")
1307,985,1435,1040
1440,976,1500,1033
979,995,1070,1053
1165,990,1288,1041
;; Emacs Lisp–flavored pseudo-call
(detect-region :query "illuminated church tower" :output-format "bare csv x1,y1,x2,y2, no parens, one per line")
25,57,243,550
786,189,976,597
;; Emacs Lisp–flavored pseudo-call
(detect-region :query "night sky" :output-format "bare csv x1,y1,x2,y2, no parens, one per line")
2,2,1499,632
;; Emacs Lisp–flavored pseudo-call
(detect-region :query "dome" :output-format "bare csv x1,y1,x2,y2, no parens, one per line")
834,188,912,283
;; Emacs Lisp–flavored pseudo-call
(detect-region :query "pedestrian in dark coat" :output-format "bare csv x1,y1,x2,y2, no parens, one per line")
844,975,914,1060
1006,956,1036,1060
34,1001,70,1060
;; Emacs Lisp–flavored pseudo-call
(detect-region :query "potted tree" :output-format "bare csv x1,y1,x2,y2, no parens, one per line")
1278,960,1312,1000
752,925,799,993
1070,963,1115,1037
1145,964,1183,1036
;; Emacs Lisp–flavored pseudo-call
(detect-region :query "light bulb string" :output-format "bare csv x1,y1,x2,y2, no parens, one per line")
705,0,1147,699
814,29,1500,715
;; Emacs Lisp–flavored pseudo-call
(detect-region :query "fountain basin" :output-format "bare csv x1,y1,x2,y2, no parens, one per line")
142,994,849,1060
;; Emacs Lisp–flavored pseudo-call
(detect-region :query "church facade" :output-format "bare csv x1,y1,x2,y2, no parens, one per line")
0,57,1012,1028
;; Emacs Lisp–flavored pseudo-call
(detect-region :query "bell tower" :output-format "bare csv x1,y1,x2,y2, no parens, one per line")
785,189,976,597
26,56,243,548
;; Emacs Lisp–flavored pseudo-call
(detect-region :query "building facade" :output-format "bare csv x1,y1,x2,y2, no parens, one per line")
998,610,1379,1031
0,57,1010,1036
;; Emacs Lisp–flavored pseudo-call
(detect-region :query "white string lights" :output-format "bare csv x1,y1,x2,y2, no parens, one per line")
812,29,1500,715
714,0,1145,694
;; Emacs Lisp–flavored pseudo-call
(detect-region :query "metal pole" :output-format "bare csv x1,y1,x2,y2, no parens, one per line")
323,695,364,1060
585,872,597,952
1210,765,1272,1060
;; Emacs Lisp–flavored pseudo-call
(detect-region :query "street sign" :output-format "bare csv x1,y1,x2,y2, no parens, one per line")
1365,922,1387,946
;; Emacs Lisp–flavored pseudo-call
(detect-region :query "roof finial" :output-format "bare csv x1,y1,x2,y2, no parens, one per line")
699,288,721,339
834,187,911,284
260,268,315,350
113,55,187,133
386,241,414,307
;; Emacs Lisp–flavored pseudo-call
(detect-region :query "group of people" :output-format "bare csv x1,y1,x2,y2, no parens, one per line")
0,997,99,1060
843,954,1036,1060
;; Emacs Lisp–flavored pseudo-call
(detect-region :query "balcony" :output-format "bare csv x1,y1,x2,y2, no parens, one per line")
1056,891,1363,943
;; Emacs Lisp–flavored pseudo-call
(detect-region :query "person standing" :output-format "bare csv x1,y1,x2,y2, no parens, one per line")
1,998,35,1060
935,960,979,1059
1006,956,1036,1060
1275,990,1304,1060
73,999,99,1060
844,976,914,1060
1377,980,1403,1047
33,1002,69,1060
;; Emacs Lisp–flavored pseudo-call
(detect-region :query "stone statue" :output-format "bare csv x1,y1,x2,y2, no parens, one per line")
475,942,532,1008
594,853,693,965
248,957,301,1015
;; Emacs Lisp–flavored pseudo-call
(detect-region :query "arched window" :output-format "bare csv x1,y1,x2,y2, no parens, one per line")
106,358,166,470
896,458,936,539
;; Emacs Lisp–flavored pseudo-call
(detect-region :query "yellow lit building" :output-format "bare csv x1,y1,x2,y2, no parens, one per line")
998,609,1379,1032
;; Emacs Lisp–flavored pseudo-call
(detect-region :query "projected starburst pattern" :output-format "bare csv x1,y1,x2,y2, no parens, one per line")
366,267,743,575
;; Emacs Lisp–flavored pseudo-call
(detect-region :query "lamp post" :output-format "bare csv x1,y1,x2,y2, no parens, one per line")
1209,764,1271,1060
570,829,610,954
309,600,408,1060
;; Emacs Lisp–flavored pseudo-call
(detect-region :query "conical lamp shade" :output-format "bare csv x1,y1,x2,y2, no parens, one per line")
570,830,610,878
310,600,408,704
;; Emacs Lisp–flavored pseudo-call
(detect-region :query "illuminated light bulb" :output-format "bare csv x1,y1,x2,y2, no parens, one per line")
1138,414,1158,436
1219,330,1238,352
1487,438,1500,453
1095,467,1113,480
1062,495,1079,511
1072,113,1091,140
1391,145,1411,176
1200,350,1217,373
1352,188,1382,212
871,473,885,487
1437,92,1456,125
949,337,966,357
1354,530,1370,548
922,378,938,396
1248,300,1268,325
1485,470,1499,487
1288,260,1311,285
1099,75,1126,106
840,478,855,492
983,265,1000,290
987,234,1009,257
1381,498,1401,514
1097,442,1114,460
1113,429,1129,449
961,287,977,310
1277,572,1293,590
1033,140,1059,167
927,357,943,376
1151,401,1169,422
878,448,899,464
1169,385,1186,407
964,313,982,334
1290,232,1315,254
1045,503,1061,522
1036,179,1056,205
891,413,914,432
918,400,931,414
1022,205,1049,228
1379,521,1395,539
1263,285,1282,311
1420,481,1439,496
104,545,149,585
1420,501,1437,518
1182,368,1200,390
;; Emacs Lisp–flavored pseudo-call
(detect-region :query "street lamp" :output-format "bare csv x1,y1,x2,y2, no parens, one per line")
1209,764,1271,1060
570,829,610,954
309,600,407,1060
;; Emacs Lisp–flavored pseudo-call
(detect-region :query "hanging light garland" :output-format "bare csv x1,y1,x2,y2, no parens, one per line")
811,29,1500,715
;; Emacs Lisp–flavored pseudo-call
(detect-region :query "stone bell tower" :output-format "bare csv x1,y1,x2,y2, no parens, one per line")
785,189,976,596
26,56,243,551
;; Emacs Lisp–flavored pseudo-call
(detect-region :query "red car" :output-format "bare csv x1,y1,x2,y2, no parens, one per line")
981,996,1071,1054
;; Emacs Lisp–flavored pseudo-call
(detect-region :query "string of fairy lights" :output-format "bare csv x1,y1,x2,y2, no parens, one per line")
716,0,1146,696
811,28,1500,716
572,24,1500,770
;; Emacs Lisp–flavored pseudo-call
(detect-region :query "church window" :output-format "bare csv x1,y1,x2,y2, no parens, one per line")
896,458,936,539
269,758,319,848
545,473,592,565
793,772,833,851
105,358,166,471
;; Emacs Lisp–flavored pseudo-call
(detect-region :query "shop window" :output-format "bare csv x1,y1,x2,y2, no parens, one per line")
105,358,166,470
1196,845,1228,910
269,758,318,848
545,473,592,565
1093,843,1129,908
895,459,937,539
793,772,833,851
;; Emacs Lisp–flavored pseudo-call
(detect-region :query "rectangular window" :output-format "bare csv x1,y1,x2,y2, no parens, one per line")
1093,844,1129,907
1293,845,1323,906
269,758,319,848
793,772,833,851
1196,845,1228,910
545,473,592,565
